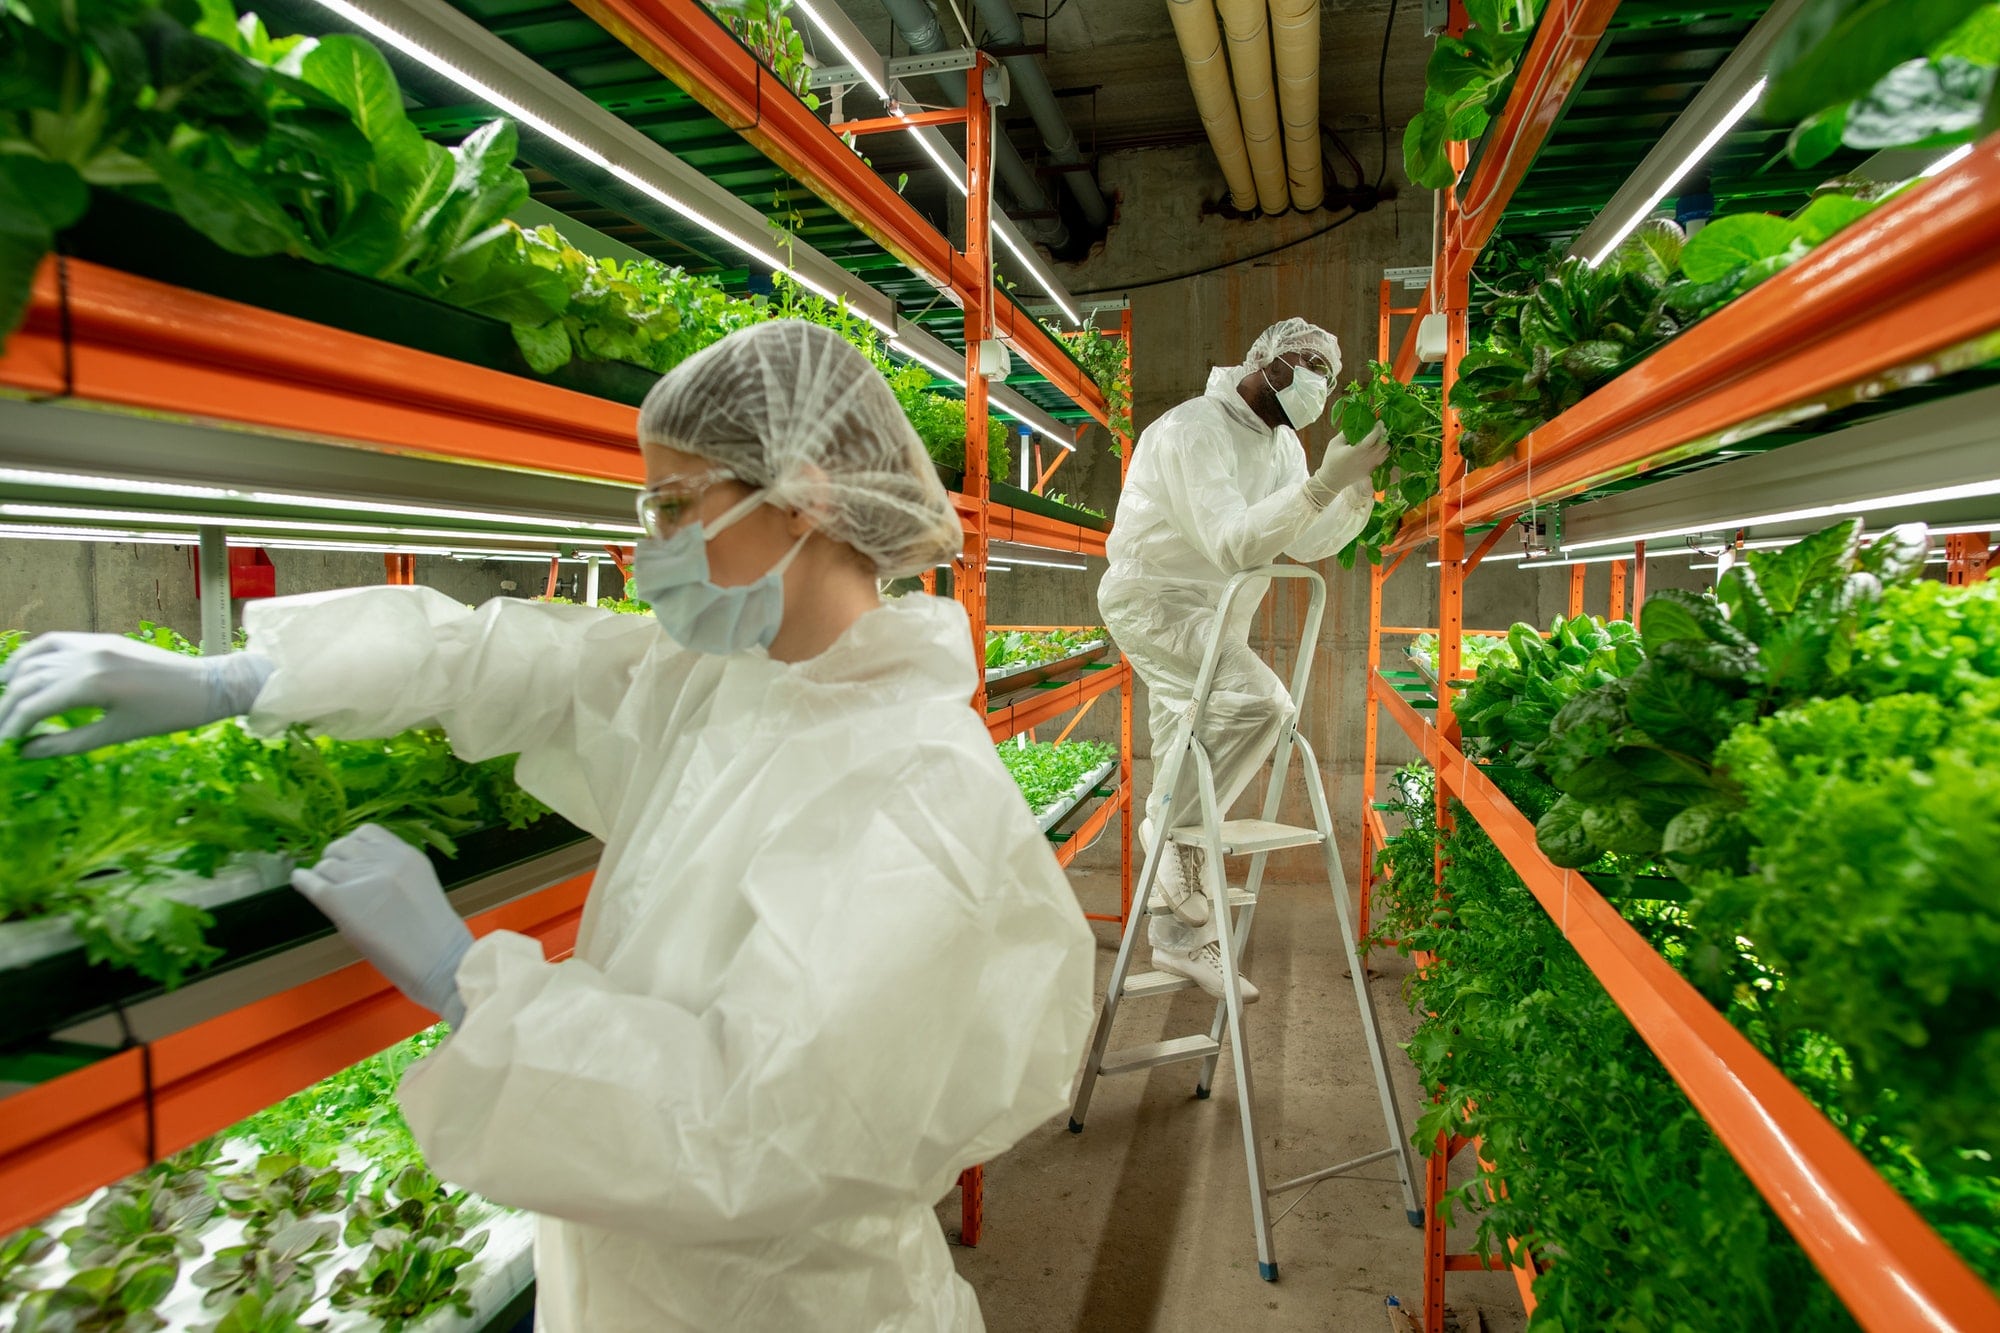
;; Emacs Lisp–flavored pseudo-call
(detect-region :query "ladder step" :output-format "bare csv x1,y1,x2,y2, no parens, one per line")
1099,1034,1221,1076
1146,886,1256,915
1170,819,1325,855
1121,969,1198,998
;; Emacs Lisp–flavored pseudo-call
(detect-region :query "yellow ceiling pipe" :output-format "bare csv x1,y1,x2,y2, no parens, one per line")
1268,0,1324,211
1213,0,1290,214
1166,0,1259,213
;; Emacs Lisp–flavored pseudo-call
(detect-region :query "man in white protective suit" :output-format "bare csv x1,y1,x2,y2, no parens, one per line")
0,321,1097,1332
1098,318,1387,1000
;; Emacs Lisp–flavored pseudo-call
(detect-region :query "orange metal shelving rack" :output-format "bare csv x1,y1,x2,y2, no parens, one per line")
1358,4,2000,1329
0,2,1132,1257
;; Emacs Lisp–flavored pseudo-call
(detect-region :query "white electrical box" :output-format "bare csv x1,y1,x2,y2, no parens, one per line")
1415,313,1450,364
976,339,1012,379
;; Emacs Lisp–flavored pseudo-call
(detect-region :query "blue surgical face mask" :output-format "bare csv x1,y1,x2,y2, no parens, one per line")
633,490,809,656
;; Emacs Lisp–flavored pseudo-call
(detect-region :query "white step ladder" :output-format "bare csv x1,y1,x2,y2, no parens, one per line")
1068,565,1422,1281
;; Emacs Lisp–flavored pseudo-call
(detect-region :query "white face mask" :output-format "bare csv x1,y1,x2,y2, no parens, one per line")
1271,364,1330,430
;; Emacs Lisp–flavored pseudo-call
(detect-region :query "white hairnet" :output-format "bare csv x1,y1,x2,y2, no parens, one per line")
1223,317,1342,384
639,321,964,578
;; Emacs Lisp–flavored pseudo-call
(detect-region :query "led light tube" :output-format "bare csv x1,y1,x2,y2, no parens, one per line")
1585,78,1766,267
1923,144,1974,177
0,467,637,532
996,228,1080,326
311,0,889,334
791,0,888,99
906,124,968,196
0,503,621,547
890,338,969,388
990,556,1088,570
1562,479,2000,551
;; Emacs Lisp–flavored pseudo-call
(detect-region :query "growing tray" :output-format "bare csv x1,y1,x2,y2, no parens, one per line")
1036,757,1120,836
0,816,589,1053
985,638,1111,696
989,478,1111,532
3,1139,539,1332
61,194,663,408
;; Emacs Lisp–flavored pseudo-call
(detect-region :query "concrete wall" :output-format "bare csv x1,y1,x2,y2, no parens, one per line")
0,540,631,640
1042,144,1718,879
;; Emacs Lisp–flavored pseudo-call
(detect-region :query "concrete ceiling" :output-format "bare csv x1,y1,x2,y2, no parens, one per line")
822,0,1431,205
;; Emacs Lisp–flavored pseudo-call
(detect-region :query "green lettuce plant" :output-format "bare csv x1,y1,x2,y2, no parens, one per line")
1769,0,1999,166
1403,0,1546,190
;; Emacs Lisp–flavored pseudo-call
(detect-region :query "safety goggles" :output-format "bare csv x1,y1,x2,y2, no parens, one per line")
636,469,736,540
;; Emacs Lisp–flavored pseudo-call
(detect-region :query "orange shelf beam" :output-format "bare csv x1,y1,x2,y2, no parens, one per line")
1392,0,1619,382
0,259,643,484
1391,133,2000,550
953,493,1109,557
0,871,594,1237
1375,678,2000,1333
987,662,1127,742
569,0,1109,426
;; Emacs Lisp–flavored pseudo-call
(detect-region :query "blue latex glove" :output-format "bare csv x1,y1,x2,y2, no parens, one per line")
0,633,273,758
293,824,474,1026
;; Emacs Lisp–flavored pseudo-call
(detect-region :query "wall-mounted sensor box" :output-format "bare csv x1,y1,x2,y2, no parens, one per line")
976,339,1013,379
1416,313,1450,364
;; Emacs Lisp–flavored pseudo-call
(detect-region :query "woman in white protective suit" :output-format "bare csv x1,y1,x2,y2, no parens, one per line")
1098,318,1386,1001
0,321,1097,1331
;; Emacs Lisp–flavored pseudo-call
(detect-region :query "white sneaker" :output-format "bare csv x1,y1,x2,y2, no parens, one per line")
1160,844,1212,926
1146,842,1212,927
1153,941,1259,1004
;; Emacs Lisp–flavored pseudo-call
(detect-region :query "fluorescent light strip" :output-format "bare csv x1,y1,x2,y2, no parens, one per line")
0,467,637,532
890,338,968,388
906,125,969,197
995,228,1079,326
1429,547,1704,570
790,0,887,99
992,556,1087,570
1563,478,2000,551
1586,77,1767,267
311,0,889,335
0,503,620,547
1923,144,1974,177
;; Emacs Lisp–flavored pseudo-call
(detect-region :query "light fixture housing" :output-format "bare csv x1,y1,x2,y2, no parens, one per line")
1567,0,1810,267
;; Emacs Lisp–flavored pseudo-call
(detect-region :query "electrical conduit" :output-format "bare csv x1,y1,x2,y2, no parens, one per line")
1214,0,1289,214
1166,0,1258,212
1267,0,1323,211
875,0,1072,248
970,0,1110,228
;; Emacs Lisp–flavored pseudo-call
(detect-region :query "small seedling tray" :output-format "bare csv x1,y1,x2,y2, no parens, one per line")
986,638,1111,695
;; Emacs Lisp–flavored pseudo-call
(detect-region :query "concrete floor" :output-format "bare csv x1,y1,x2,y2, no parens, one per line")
943,869,1526,1333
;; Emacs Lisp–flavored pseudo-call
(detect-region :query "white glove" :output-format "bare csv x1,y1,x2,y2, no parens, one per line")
1302,421,1390,510
293,825,474,1026
0,633,274,758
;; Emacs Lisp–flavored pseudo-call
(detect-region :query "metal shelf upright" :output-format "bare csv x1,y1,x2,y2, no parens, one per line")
1359,2,2000,1330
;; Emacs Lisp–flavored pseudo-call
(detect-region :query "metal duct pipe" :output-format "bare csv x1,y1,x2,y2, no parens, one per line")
875,0,1069,247
1268,0,1322,211
968,0,1110,228
1166,0,1257,211
1214,0,1289,214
